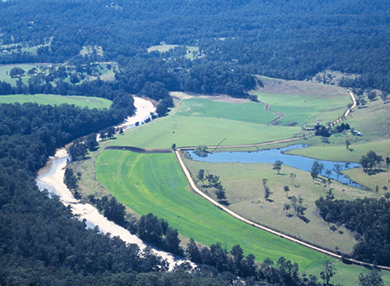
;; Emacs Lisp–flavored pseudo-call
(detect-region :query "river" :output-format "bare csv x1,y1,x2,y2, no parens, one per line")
35,96,191,270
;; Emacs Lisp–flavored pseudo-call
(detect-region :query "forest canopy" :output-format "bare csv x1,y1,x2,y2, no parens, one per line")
0,0,389,93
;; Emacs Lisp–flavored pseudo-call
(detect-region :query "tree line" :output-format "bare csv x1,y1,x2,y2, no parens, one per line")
316,196,390,267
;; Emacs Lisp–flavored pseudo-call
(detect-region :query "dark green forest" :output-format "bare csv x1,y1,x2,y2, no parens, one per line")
1,0,390,93
1,0,389,284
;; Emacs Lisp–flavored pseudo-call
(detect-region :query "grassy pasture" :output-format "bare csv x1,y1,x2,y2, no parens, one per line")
95,150,330,270
283,98,390,190
0,63,51,85
253,92,351,126
183,157,381,255
256,75,348,97
0,43,48,56
176,97,276,124
0,94,112,109
112,87,351,149
112,113,302,149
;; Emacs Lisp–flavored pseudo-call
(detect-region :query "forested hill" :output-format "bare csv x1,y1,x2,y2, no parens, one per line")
0,0,389,93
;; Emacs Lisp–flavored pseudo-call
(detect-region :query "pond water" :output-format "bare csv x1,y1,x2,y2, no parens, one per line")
187,144,362,187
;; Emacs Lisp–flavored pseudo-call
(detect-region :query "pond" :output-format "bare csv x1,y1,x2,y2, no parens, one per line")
187,144,362,187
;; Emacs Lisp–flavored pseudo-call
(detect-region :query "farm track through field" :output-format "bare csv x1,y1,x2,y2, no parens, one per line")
257,100,285,126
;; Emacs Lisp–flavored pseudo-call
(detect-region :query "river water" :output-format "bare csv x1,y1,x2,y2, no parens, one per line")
188,144,362,187
34,97,193,269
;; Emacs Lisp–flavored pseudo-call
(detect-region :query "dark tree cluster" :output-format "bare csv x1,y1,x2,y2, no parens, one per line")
334,123,350,133
0,103,172,285
137,213,183,256
316,196,390,266
359,151,383,173
64,167,81,199
314,125,331,137
187,239,324,286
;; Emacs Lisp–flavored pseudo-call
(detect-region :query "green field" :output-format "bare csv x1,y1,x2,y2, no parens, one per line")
95,150,330,270
112,113,302,149
93,84,390,284
176,97,276,124
253,91,351,126
0,94,112,109
111,87,352,149
95,149,390,285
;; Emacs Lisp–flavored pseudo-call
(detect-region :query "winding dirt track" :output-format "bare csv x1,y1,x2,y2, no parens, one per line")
173,89,390,271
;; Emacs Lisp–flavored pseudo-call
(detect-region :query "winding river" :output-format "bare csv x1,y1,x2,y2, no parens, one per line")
35,97,191,270
188,144,362,188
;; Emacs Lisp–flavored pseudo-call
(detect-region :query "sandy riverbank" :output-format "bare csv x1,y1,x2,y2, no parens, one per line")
118,96,156,129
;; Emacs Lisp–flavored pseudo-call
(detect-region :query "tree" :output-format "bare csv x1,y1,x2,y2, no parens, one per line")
296,196,306,217
345,139,351,150
230,244,244,269
215,189,226,201
320,260,336,285
10,67,25,78
186,239,202,264
103,197,126,226
284,185,290,197
325,189,335,201
99,130,107,140
273,160,283,174
311,161,324,175
196,169,205,185
194,145,209,158
283,203,291,214
360,151,383,172
264,186,271,200
358,268,383,286
359,98,367,108
310,170,318,182
386,157,390,169
106,126,116,138
311,161,324,181
367,90,377,101
380,92,388,104
68,140,87,161
163,227,183,256
290,173,296,185
333,164,343,181
85,133,98,151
